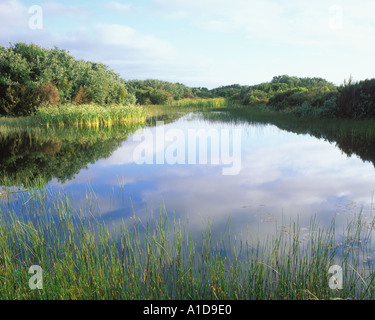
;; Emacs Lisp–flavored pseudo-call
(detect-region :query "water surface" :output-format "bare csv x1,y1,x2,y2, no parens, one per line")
2,111,374,243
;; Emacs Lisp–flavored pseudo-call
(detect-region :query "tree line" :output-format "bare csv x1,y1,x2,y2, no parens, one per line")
1,43,375,119
209,74,375,119
0,42,209,115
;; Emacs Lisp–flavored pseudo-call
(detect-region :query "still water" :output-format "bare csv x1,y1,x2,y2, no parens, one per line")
1,111,375,242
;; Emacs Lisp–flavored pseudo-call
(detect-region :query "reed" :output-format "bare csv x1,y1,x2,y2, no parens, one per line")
172,98,228,108
0,103,146,129
0,187,374,300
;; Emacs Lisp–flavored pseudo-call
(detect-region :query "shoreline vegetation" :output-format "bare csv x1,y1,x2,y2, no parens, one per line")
0,103,146,129
0,188,374,300
1,43,375,123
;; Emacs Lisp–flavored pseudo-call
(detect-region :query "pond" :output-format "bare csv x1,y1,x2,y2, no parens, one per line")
2,109,375,244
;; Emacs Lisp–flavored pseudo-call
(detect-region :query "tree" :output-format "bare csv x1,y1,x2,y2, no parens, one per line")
149,88,172,105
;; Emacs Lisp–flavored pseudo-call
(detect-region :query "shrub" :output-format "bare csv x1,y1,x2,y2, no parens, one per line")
289,101,313,117
149,89,173,105
267,90,296,110
123,92,137,105
336,79,375,118
37,82,60,106
314,97,338,118
73,87,90,105
1,84,39,115
0,43,131,114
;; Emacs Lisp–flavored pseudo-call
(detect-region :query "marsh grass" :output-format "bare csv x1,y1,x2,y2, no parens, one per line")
0,103,146,129
0,187,374,300
172,98,228,108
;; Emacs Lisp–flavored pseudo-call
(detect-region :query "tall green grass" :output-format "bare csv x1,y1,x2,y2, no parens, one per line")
0,187,374,300
172,98,228,108
0,103,146,129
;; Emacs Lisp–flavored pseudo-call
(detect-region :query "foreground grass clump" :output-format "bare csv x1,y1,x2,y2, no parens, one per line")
0,103,146,128
35,104,146,127
0,189,375,300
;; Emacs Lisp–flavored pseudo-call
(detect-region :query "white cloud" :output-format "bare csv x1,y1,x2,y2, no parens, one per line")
0,0,28,31
0,0,92,46
153,0,375,49
98,120,375,220
42,1,90,17
94,24,176,59
56,23,180,82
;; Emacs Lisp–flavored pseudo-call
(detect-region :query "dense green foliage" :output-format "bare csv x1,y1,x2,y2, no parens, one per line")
126,79,196,105
206,75,335,105
336,78,375,118
0,43,217,112
206,74,375,119
0,43,134,115
269,77,375,119
206,75,338,116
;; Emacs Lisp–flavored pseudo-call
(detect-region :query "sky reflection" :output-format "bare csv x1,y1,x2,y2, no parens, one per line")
49,113,375,240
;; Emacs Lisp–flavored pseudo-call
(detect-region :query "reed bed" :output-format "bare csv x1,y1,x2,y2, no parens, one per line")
0,103,146,129
0,188,374,300
172,98,228,108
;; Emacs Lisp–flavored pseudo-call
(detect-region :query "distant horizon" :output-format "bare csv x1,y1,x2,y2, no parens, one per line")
1,0,374,89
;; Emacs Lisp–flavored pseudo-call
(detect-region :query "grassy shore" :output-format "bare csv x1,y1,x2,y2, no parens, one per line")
172,97,228,108
0,187,374,300
0,103,146,129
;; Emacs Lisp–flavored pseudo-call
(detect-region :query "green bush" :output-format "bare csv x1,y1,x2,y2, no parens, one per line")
149,88,173,105
0,43,131,115
289,101,313,117
314,97,337,118
336,78,375,118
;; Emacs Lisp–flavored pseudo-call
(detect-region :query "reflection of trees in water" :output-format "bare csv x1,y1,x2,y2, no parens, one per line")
201,108,375,168
296,128,375,166
0,125,140,188
145,110,189,126
0,111,187,188
6,107,372,189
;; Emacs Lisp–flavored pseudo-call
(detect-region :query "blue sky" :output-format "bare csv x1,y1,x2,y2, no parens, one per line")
1,0,375,88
